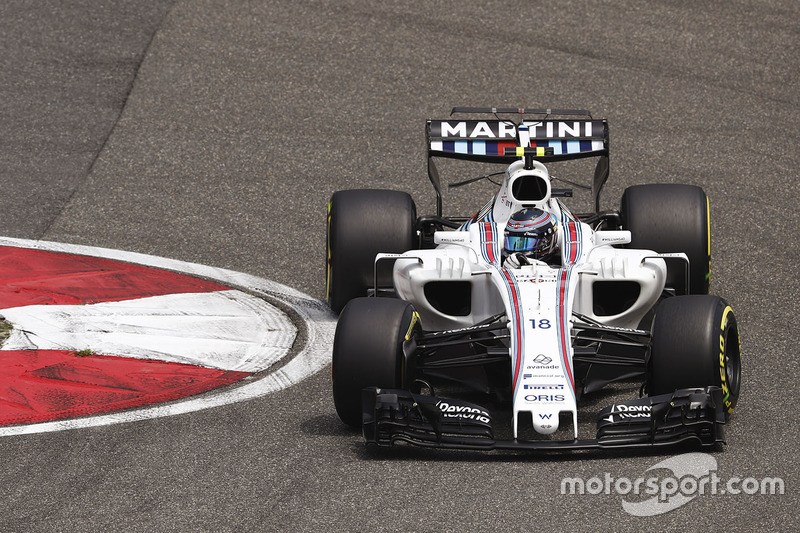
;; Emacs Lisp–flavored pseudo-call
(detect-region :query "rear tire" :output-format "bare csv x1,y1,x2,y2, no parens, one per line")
621,184,710,295
326,189,416,314
332,297,420,427
648,295,741,419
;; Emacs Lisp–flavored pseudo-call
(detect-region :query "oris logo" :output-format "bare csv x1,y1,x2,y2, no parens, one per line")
524,394,565,403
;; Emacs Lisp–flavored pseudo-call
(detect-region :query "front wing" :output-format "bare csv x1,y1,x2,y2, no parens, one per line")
362,387,726,451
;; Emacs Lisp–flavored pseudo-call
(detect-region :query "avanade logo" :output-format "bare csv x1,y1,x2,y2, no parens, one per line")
560,452,785,516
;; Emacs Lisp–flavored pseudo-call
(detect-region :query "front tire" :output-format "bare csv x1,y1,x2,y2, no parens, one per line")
648,295,741,419
332,297,420,427
621,184,710,295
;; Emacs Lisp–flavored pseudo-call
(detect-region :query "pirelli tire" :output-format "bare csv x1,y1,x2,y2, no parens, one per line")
648,295,741,420
326,189,417,315
332,297,420,428
621,184,710,295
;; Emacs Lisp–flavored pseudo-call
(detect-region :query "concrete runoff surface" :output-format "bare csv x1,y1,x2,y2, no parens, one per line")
0,0,797,531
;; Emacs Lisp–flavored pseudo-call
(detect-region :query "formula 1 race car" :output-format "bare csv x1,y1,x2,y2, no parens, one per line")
327,108,742,451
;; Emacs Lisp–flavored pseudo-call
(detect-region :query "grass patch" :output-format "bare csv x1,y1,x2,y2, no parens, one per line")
73,348,95,357
0,318,12,347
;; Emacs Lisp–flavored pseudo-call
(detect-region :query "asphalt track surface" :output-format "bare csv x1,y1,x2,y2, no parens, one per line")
0,1,797,531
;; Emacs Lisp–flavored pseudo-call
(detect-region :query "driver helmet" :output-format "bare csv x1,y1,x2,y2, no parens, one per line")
504,208,558,258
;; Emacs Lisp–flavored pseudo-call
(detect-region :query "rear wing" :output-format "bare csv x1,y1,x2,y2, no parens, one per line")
426,108,610,215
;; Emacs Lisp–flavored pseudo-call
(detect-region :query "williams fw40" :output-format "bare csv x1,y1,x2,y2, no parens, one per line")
327,108,742,452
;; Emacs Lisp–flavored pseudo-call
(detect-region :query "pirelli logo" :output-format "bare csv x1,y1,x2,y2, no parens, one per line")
429,120,606,141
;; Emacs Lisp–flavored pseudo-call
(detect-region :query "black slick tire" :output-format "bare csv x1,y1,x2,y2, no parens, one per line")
621,184,710,295
649,295,742,419
326,189,416,314
331,297,420,427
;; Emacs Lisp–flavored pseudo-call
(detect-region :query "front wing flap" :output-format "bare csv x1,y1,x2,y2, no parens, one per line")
362,386,727,451
362,388,495,449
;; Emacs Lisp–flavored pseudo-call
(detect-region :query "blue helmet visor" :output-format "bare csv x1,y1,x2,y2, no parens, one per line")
504,234,546,252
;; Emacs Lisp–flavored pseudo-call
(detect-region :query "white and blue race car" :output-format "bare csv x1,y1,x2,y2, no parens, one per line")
327,108,741,451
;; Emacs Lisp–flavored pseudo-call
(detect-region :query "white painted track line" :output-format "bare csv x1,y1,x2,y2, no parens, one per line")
2,290,296,372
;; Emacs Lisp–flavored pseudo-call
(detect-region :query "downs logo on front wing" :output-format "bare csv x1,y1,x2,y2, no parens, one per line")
602,404,652,423
436,400,491,425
